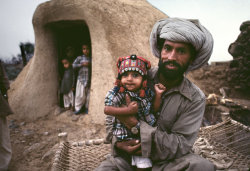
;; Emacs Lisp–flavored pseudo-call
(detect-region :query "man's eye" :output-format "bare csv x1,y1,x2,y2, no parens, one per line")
164,45,171,51
178,49,186,54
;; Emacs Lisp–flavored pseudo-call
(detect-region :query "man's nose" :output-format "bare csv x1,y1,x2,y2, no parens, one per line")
167,50,177,61
162,50,177,62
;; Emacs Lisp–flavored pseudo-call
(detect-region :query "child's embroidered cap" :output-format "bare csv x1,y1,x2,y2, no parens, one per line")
115,55,151,97
117,54,151,78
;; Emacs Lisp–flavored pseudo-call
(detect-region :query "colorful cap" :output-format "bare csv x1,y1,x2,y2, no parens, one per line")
117,54,151,78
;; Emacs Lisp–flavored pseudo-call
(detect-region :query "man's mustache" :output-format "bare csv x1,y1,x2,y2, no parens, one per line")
162,60,181,68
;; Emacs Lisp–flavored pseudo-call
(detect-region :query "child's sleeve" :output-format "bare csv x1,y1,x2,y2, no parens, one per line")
104,88,117,143
104,88,117,106
72,56,82,68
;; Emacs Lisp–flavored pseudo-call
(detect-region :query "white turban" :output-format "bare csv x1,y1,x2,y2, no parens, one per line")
150,18,214,71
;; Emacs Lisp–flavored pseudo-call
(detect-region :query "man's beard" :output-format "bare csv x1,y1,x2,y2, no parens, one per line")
158,60,189,81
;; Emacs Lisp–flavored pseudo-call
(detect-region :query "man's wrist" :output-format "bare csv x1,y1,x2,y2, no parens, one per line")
131,121,140,135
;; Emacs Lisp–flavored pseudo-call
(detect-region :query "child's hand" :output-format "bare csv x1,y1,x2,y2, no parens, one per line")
81,62,89,66
154,83,166,95
127,101,138,115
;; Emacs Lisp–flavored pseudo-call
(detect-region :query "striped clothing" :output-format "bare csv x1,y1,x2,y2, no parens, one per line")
105,87,157,140
73,55,91,86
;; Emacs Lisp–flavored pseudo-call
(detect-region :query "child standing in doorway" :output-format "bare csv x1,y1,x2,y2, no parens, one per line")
73,44,91,114
104,55,166,170
60,57,75,110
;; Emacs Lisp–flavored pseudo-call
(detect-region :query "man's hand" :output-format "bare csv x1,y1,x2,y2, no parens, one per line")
116,139,142,155
115,115,138,129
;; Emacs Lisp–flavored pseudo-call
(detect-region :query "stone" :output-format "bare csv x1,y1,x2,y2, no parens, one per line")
206,94,219,105
43,132,49,136
23,143,41,155
42,144,59,162
22,129,34,137
85,140,93,146
93,139,104,145
58,132,67,142
20,122,26,126
72,142,78,147
54,107,64,116
9,120,19,129
71,115,80,122
78,141,85,146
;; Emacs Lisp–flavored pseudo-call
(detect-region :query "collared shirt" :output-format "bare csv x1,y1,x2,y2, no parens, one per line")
105,87,156,141
139,67,206,161
73,55,91,86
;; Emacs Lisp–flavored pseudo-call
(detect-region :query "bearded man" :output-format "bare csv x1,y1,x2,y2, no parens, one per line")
96,18,215,171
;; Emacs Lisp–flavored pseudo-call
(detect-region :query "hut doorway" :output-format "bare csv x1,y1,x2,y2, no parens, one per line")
51,20,91,108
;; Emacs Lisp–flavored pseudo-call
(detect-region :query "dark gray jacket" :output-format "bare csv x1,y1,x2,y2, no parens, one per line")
0,60,13,117
60,67,75,94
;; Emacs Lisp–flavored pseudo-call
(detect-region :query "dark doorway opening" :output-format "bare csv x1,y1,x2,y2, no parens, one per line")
50,20,91,108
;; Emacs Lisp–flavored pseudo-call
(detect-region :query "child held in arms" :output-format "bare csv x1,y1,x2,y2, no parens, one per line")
104,55,166,170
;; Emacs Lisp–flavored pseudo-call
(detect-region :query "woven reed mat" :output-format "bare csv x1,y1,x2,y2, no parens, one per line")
51,139,111,171
193,117,250,170
52,118,250,171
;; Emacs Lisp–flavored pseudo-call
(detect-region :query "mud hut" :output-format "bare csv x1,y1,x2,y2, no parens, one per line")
8,0,167,124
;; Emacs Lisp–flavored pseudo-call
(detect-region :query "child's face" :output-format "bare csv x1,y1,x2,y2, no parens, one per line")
62,59,70,69
66,47,74,58
121,71,143,92
82,45,90,57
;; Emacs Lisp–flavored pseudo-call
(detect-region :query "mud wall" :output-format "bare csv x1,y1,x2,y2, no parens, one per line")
8,0,167,124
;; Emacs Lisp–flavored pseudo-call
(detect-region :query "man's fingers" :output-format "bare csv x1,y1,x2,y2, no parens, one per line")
134,149,142,156
127,139,140,145
127,142,141,154
125,94,131,105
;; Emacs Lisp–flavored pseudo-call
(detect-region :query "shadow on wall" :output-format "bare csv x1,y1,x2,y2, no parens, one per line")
48,20,92,108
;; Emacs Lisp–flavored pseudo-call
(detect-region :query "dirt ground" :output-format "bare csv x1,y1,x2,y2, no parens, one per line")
7,110,106,171
7,63,250,171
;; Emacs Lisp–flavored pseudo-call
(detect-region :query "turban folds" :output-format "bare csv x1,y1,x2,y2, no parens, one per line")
150,18,214,71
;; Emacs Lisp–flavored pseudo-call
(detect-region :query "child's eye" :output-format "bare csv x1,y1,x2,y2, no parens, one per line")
132,73,139,78
122,73,128,77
